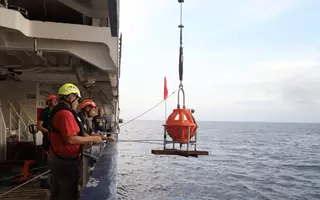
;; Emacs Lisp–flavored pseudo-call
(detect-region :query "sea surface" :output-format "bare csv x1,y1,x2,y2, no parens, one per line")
117,120,320,200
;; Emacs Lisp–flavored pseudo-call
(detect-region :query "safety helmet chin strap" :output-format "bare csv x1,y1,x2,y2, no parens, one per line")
83,106,94,117
61,94,78,108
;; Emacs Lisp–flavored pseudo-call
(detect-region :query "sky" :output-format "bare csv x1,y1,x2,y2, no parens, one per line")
118,0,320,123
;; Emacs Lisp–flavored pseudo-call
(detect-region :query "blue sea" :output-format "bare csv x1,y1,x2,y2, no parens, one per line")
117,120,320,200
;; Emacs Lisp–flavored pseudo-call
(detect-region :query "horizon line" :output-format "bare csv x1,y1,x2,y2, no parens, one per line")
120,119,320,124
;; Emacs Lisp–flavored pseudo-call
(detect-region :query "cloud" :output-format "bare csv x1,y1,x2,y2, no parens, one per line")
251,60,319,82
196,0,303,38
224,60,320,110
119,0,178,41
182,57,320,122
235,0,302,22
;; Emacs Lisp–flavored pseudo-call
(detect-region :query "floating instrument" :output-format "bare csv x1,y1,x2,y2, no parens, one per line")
152,0,208,157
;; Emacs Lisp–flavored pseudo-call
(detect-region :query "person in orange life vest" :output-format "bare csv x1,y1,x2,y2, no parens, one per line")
47,83,102,200
78,99,115,142
77,99,96,135
37,94,58,153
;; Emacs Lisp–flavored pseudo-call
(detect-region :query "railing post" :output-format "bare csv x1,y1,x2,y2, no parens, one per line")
194,129,197,151
8,101,28,140
9,107,11,136
163,126,166,150
0,100,7,160
187,126,190,152
4,0,8,8
18,118,21,141
0,101,2,160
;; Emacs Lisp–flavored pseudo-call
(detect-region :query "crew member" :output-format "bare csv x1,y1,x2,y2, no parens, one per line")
37,94,58,154
78,100,115,142
47,83,102,200
36,94,58,189
77,99,96,135
92,108,109,133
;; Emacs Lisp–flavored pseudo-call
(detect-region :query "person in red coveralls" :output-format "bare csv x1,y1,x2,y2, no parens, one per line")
47,83,102,200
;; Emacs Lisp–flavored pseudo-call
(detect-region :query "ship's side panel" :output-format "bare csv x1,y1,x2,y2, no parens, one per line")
80,142,118,200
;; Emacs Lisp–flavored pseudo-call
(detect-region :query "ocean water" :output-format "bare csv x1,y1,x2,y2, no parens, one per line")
117,120,320,200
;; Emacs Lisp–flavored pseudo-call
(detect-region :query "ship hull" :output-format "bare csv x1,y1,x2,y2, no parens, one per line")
80,142,118,200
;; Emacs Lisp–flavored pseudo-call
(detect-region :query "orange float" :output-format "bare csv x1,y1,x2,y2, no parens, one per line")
164,83,198,143
165,107,197,143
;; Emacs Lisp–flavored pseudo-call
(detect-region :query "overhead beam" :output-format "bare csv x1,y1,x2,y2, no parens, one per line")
58,0,109,18
0,34,116,71
0,7,118,66
18,72,78,83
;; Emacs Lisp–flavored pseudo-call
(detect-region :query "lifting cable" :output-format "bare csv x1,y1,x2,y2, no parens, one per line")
178,0,184,88
118,140,163,145
0,166,49,183
118,89,178,145
177,0,186,109
119,88,178,128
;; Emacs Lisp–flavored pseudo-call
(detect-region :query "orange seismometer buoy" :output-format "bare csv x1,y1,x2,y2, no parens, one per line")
165,108,197,143
165,86,197,144
151,86,208,157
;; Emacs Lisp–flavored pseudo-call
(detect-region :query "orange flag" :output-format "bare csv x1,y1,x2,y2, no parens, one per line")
164,77,168,100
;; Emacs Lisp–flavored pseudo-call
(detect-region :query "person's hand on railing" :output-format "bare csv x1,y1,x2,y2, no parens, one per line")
90,136,103,144
101,136,115,142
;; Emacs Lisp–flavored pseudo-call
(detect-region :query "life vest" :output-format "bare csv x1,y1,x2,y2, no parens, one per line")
48,102,85,160
39,107,51,151
77,112,93,135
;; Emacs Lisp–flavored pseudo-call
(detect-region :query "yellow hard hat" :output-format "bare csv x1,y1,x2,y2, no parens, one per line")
58,83,81,98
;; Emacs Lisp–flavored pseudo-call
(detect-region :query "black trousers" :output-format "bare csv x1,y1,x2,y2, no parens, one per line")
47,155,79,200
42,133,50,151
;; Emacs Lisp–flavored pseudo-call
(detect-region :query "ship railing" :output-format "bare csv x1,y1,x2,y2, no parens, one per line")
8,100,31,141
0,100,7,160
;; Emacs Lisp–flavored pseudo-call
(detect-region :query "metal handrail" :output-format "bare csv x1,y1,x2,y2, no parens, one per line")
8,101,28,128
16,100,35,124
0,100,7,160
8,101,28,140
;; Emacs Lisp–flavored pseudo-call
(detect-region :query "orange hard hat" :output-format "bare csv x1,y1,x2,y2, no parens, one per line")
45,94,58,105
80,99,96,110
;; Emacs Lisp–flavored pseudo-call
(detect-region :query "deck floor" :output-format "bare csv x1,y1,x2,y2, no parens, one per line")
0,187,50,200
